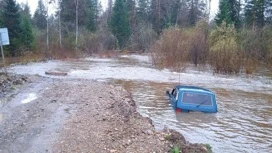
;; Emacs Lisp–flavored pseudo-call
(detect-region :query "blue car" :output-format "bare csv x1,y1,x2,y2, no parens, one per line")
166,86,217,113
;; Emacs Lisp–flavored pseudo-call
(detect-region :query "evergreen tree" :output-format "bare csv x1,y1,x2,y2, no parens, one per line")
110,0,131,48
266,1,272,23
33,0,47,29
86,0,99,32
149,0,166,33
244,0,272,28
21,4,34,51
60,0,89,31
215,0,241,28
2,0,23,56
0,0,4,26
187,0,206,26
126,0,136,30
21,2,31,20
170,0,181,26
137,0,149,21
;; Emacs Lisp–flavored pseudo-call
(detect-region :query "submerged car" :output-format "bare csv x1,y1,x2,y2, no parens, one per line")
166,85,217,113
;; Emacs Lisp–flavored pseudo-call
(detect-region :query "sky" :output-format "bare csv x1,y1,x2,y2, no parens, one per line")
16,0,219,19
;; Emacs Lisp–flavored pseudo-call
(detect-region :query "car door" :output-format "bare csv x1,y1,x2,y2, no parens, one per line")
170,88,178,108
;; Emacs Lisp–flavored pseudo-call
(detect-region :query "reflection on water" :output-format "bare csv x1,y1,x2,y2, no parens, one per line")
8,54,272,152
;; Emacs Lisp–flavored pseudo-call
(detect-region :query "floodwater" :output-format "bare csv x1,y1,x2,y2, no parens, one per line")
8,54,272,153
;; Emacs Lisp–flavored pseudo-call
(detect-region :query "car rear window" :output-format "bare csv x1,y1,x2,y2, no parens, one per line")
182,92,212,106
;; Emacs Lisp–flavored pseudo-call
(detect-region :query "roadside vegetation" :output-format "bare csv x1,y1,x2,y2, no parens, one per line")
0,0,271,75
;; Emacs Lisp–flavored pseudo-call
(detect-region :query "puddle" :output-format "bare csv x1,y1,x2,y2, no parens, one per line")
21,93,37,104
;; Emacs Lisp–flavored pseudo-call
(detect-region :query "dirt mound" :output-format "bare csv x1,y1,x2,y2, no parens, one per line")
0,74,28,98
51,81,209,153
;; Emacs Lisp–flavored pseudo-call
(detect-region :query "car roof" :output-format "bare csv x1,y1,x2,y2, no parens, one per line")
175,85,213,93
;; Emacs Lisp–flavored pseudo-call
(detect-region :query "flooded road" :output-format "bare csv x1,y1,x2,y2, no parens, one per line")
7,55,272,152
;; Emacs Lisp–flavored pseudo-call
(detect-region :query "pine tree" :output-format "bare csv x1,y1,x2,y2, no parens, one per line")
215,0,240,28
60,0,89,31
137,0,149,21
33,0,47,29
21,2,31,20
266,1,272,23
2,0,23,56
126,0,136,31
188,0,206,26
86,0,99,32
170,0,181,26
20,3,34,51
149,0,164,33
244,0,271,28
110,0,131,48
0,0,4,26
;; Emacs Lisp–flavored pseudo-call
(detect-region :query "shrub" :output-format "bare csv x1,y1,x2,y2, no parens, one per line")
209,22,242,74
262,26,272,68
188,21,209,66
128,22,158,52
150,27,190,71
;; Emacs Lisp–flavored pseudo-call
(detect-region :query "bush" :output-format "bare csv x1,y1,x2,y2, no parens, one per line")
209,23,242,74
128,22,158,52
150,27,190,71
262,26,272,68
188,21,209,66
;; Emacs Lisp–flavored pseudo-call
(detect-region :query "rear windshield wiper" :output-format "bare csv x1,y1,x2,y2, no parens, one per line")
196,99,208,108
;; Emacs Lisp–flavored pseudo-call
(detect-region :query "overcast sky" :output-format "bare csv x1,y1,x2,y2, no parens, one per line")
16,0,219,19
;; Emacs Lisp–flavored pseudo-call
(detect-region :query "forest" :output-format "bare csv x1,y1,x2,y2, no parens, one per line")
0,0,272,74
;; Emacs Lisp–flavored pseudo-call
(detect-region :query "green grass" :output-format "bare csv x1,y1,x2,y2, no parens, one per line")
171,146,180,153
205,144,212,153
164,133,171,140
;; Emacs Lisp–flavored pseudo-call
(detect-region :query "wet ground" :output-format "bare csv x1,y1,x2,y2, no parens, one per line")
6,54,272,152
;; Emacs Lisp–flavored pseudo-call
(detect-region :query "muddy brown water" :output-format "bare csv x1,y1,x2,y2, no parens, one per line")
6,55,272,153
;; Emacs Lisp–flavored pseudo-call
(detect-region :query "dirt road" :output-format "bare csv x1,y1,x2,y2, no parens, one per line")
0,75,208,153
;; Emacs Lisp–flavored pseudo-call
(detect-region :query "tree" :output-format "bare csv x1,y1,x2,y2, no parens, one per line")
57,0,62,48
33,0,47,29
21,14,34,51
110,0,131,48
215,0,241,28
20,3,34,51
2,0,23,56
107,0,113,23
244,0,272,29
86,0,99,32
187,0,206,26
0,0,5,26
137,0,149,21
60,0,88,31
126,0,136,31
266,1,272,23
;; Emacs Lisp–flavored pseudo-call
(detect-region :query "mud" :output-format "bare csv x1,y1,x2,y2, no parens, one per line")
0,76,208,153
0,74,28,98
